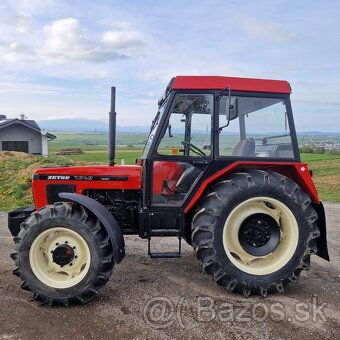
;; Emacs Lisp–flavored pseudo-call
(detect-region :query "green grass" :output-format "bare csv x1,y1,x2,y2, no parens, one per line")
63,150,142,165
300,153,340,202
300,153,340,162
48,132,148,152
0,152,75,211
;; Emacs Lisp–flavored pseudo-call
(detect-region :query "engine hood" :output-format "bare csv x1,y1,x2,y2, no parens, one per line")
34,165,142,189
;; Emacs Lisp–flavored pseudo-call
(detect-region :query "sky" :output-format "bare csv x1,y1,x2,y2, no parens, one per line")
0,0,340,131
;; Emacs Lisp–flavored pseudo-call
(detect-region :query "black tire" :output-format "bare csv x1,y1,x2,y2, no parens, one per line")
10,202,115,306
192,170,320,297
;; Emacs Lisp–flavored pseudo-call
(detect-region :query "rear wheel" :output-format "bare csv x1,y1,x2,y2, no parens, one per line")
192,170,320,296
11,202,115,306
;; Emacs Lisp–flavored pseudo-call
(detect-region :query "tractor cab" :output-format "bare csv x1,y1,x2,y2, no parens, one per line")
141,76,299,210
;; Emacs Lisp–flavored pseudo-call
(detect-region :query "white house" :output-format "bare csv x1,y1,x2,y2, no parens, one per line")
0,115,56,156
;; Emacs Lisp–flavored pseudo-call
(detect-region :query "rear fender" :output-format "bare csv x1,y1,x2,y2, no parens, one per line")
59,192,125,264
184,162,320,213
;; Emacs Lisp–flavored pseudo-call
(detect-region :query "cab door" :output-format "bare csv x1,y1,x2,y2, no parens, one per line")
149,93,214,207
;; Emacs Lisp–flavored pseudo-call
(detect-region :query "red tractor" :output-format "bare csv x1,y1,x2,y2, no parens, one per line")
9,76,329,305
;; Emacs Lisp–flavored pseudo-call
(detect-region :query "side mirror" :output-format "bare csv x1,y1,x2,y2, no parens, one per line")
219,96,238,121
226,97,238,120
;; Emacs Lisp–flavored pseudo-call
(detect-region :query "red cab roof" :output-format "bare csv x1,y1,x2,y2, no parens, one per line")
172,76,291,94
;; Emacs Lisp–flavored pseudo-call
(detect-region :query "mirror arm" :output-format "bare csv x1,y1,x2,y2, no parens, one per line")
168,123,173,137
217,86,232,134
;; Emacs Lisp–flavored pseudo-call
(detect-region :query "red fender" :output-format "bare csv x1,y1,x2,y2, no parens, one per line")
184,161,320,213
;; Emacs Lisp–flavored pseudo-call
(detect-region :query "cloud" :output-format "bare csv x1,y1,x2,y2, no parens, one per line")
0,11,148,65
236,14,295,43
0,41,33,62
38,18,128,64
4,14,34,34
102,30,146,49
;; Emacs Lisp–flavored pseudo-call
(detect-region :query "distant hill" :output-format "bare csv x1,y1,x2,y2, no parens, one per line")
38,119,150,133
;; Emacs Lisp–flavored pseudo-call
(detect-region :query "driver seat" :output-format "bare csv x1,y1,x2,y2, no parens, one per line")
232,140,255,157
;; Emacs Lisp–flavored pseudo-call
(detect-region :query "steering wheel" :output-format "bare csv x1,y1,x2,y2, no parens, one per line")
181,141,206,156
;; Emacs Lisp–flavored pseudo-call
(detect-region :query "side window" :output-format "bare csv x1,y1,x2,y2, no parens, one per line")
158,94,213,157
219,96,294,159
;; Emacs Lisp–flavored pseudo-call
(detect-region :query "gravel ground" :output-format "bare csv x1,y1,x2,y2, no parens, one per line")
0,203,339,339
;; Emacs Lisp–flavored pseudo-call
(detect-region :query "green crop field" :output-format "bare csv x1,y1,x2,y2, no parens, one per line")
63,150,143,165
48,132,148,152
300,153,340,202
300,153,340,162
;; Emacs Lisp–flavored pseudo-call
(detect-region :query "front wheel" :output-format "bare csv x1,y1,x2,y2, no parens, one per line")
192,170,320,297
11,202,115,306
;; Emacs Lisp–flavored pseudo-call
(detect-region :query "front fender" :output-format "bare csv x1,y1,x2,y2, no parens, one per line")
59,192,125,264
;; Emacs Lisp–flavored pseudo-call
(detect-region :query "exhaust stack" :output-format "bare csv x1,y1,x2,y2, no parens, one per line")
109,87,116,166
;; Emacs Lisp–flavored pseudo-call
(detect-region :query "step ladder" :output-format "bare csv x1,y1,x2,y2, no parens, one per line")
147,236,182,258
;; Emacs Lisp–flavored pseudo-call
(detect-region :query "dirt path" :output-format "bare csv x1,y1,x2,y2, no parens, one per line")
0,203,339,339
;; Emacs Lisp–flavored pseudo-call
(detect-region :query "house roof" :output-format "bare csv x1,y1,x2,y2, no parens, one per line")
0,118,56,140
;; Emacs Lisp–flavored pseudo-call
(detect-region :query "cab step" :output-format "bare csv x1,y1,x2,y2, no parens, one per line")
150,229,180,237
147,236,182,258
149,252,181,259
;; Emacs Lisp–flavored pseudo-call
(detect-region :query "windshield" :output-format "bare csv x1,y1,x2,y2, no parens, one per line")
141,98,169,158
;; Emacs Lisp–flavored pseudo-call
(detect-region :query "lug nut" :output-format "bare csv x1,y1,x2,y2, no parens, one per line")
75,255,78,259
69,263,73,266
55,243,59,246
50,250,54,253
73,246,76,249
65,241,68,244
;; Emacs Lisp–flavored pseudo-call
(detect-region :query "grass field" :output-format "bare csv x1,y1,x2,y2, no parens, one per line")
63,150,142,165
300,153,340,202
48,132,148,152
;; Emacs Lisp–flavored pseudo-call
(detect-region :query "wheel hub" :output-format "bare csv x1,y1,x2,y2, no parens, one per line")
238,213,280,256
52,244,75,266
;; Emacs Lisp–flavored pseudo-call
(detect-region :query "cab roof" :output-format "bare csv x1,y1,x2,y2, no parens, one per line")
172,76,291,94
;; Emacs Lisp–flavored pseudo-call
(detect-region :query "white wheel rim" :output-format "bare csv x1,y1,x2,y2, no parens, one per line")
222,197,299,275
29,227,91,289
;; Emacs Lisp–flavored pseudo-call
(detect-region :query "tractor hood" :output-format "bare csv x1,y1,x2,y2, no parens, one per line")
34,165,141,184
32,165,142,209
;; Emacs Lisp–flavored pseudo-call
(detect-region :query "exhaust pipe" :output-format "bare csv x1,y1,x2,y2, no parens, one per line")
109,87,116,166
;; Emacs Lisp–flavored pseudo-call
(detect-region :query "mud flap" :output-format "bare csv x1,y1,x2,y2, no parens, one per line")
8,206,35,236
313,202,330,261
